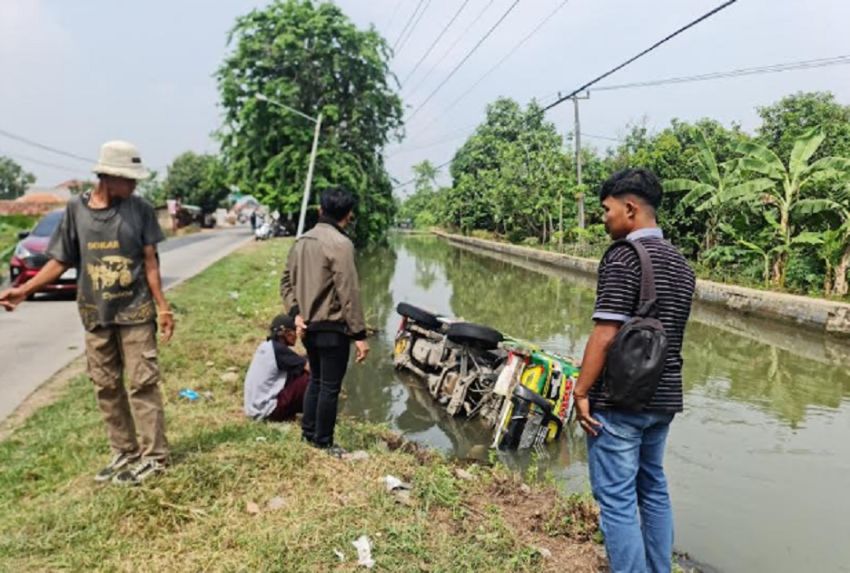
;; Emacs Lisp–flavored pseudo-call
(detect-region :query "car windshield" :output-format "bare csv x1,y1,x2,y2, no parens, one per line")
31,211,63,237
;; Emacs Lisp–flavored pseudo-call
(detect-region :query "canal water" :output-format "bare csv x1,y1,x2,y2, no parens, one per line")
341,235,850,573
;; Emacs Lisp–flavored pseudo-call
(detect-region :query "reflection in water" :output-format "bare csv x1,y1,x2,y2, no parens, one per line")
342,235,850,573
682,321,850,428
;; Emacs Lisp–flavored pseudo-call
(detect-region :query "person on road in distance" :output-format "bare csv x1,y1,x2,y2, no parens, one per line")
243,313,311,422
572,169,696,573
0,140,174,487
280,187,369,456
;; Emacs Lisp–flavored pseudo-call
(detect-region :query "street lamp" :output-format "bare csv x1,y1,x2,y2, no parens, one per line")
255,93,323,237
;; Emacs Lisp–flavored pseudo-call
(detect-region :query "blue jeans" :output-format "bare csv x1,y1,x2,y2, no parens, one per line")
587,410,676,573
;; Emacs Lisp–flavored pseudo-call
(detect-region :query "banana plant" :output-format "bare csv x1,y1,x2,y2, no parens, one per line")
794,186,850,295
663,128,773,254
732,129,850,287
712,223,773,287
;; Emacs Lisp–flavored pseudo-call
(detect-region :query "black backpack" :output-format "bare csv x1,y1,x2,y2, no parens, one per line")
602,239,669,411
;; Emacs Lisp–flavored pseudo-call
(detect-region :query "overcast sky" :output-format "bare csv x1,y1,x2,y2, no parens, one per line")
2,0,849,193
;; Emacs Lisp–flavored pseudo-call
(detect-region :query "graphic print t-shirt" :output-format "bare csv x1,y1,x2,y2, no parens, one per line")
46,193,165,331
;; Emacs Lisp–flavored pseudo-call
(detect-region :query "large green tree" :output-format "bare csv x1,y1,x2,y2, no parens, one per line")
164,152,229,214
757,91,850,161
397,160,441,228
448,98,571,243
0,157,35,200
216,0,402,245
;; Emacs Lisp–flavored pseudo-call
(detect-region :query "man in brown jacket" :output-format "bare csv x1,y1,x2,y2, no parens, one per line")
280,187,369,454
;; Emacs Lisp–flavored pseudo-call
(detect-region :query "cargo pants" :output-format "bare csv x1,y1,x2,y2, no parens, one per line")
85,322,169,462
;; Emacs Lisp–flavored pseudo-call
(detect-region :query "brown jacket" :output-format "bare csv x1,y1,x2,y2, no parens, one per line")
280,219,367,340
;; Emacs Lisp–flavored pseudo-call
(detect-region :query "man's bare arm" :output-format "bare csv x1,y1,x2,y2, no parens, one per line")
573,321,621,435
0,259,69,311
143,245,173,342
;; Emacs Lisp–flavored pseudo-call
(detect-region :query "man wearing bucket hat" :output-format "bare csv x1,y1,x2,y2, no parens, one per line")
1,140,174,486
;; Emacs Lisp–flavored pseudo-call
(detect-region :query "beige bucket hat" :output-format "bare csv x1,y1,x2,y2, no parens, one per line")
92,140,150,180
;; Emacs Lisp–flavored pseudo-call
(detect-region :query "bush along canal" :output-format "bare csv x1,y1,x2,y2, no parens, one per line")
344,234,850,573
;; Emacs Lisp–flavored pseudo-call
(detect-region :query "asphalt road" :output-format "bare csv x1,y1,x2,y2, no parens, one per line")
0,227,253,422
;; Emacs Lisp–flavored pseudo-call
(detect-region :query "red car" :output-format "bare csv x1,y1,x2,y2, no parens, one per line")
9,209,77,297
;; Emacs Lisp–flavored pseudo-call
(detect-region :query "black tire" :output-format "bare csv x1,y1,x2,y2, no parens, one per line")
396,302,442,330
446,322,503,350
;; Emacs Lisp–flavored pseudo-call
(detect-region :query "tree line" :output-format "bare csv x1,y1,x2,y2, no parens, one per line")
398,92,850,298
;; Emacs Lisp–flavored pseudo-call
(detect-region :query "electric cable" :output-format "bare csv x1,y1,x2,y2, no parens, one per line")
401,0,472,87
0,128,94,164
404,0,497,99
441,0,571,114
392,0,427,52
406,0,521,122
543,0,740,112
592,54,850,92
395,0,433,57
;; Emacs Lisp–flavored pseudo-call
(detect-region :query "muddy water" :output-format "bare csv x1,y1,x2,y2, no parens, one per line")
341,235,850,573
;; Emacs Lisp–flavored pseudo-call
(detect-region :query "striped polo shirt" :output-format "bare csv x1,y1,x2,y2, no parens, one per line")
589,227,696,413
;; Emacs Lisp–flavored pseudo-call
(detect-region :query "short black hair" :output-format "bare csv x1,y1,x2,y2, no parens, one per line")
269,313,295,336
320,187,357,221
599,168,663,210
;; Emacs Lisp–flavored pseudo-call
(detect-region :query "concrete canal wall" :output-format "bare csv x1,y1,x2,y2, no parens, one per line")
435,231,850,338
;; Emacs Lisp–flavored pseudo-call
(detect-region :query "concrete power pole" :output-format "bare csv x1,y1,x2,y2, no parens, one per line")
572,92,590,229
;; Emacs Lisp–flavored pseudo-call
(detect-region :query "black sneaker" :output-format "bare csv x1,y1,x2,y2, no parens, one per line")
112,458,166,486
325,445,348,459
94,452,140,483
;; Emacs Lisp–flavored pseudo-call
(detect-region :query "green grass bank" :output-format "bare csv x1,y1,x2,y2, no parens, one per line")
0,239,604,572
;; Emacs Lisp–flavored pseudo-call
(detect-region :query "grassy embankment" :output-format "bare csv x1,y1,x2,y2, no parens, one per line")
454,228,850,301
0,239,603,572
0,214,36,266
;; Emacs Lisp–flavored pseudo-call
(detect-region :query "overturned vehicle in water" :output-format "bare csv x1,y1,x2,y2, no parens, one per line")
392,302,579,451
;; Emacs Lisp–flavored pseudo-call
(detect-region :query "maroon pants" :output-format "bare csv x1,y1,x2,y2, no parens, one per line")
268,371,310,422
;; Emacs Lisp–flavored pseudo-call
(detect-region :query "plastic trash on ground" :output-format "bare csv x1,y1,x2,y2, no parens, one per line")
352,535,375,569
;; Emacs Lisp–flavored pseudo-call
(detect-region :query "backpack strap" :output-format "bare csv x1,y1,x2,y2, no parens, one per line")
602,238,658,318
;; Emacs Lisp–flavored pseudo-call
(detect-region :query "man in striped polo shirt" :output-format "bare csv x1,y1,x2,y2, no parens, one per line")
573,168,695,573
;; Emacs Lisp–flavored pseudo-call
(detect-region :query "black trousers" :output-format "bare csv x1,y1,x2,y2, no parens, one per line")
301,331,351,447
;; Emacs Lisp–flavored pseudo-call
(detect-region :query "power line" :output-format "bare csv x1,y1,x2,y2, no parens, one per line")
393,52,847,157
392,0,427,52
386,130,471,158
0,128,94,164
392,158,453,192
407,0,521,122
592,54,850,92
441,0,572,115
543,0,740,112
404,0,497,99
581,132,622,143
383,0,405,32
0,149,88,175
400,0,472,87
395,0,433,57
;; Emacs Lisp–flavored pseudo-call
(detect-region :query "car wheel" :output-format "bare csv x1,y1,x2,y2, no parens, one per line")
396,302,442,330
446,322,503,350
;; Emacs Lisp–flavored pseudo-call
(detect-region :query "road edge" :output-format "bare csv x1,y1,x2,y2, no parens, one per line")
0,231,255,441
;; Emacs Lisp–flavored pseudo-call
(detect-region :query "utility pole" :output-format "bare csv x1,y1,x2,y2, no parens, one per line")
255,93,322,238
297,112,323,237
572,91,590,229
